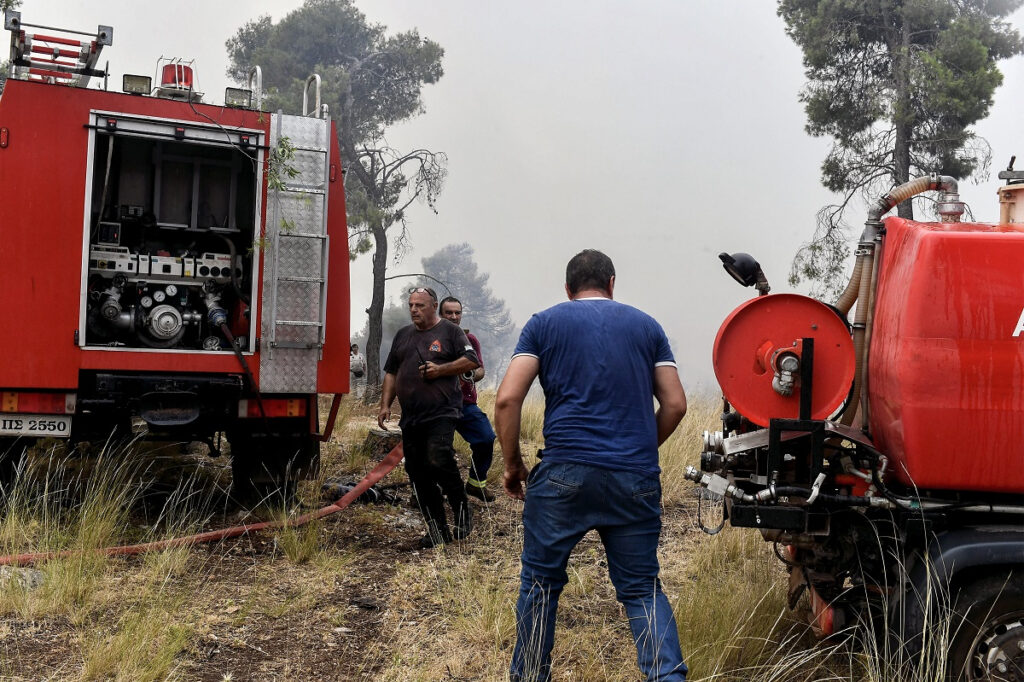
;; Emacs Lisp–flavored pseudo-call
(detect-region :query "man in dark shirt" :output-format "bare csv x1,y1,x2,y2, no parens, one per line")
379,287,480,547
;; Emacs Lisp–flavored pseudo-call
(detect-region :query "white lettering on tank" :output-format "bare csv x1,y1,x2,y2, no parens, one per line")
1013,307,1024,337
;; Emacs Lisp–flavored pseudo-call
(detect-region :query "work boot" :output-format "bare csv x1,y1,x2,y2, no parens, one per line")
453,503,473,540
465,479,495,503
418,519,452,549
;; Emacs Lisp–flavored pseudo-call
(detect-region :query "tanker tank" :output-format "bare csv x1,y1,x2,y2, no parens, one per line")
868,217,1024,494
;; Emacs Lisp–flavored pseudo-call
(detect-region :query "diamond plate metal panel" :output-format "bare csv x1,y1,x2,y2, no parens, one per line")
288,150,327,191
276,324,320,345
277,237,323,279
276,280,320,323
260,111,330,394
280,115,327,150
259,348,317,393
277,192,325,236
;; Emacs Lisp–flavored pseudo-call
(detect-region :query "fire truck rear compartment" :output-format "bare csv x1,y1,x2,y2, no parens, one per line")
84,118,259,353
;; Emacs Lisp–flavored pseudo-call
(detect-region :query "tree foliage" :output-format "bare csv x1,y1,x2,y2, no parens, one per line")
779,0,1024,298
226,0,446,393
421,243,518,386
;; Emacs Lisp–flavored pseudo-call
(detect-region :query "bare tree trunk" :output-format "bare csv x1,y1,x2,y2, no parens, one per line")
894,14,914,220
363,218,388,403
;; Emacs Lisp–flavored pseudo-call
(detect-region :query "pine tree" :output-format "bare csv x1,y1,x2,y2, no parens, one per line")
779,0,1024,296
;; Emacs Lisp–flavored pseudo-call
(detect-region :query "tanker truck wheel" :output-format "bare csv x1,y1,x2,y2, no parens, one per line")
227,424,319,507
947,571,1024,681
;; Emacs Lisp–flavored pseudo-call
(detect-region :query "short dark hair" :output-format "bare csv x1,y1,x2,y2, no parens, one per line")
438,296,462,312
566,249,615,295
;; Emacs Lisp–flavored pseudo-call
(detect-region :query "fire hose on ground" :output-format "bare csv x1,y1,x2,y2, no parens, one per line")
0,443,405,567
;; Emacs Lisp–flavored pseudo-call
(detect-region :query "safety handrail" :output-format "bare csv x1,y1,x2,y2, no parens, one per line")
247,65,262,110
303,74,323,118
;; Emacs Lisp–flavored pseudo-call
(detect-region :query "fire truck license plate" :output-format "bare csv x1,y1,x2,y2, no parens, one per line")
0,415,72,438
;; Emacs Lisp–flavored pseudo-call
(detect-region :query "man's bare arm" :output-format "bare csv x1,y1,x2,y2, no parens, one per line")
421,355,478,380
377,373,397,429
653,365,687,445
495,355,540,500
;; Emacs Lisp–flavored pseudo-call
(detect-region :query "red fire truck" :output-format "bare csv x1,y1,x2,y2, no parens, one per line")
0,12,350,497
692,170,1024,679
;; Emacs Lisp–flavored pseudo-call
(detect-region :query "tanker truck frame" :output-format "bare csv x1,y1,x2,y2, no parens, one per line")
0,11,351,499
691,174,1024,681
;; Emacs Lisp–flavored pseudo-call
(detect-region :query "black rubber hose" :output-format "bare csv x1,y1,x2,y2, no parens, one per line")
219,322,266,420
215,235,250,306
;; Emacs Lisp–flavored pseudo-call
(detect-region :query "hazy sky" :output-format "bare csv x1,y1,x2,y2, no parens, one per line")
17,0,1024,389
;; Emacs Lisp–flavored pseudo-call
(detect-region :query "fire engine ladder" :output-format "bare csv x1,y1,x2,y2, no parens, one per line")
259,75,332,393
4,11,112,88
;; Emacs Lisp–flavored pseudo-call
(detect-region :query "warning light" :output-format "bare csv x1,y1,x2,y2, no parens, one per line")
161,63,193,89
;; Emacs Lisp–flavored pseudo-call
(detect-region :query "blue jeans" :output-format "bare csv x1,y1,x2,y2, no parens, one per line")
456,403,496,482
510,461,687,682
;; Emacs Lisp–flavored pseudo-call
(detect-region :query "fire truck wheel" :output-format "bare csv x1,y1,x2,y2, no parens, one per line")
227,429,318,507
947,571,1024,681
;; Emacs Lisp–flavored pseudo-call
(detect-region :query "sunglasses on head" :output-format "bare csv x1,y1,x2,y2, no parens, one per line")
408,287,438,301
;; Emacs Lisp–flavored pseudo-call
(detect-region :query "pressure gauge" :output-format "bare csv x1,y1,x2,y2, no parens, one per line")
140,295,153,308
165,284,178,297
153,290,166,303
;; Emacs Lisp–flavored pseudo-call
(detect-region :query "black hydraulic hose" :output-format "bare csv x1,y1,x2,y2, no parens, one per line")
215,235,250,307
219,322,266,420
870,464,915,507
769,485,875,508
859,445,1022,512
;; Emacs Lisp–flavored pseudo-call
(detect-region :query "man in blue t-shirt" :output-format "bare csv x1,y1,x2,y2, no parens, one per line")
495,249,688,682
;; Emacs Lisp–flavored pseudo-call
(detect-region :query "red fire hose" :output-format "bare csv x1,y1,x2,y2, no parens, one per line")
0,444,405,567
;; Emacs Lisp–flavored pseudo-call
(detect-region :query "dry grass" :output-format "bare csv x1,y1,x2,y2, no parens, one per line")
0,391,961,681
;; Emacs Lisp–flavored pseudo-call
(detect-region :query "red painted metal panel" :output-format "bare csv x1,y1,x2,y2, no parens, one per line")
317,124,351,394
713,293,855,427
868,217,1024,494
0,80,90,390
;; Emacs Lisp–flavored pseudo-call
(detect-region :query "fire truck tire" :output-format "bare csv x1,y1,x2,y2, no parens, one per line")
946,571,1024,681
227,427,319,506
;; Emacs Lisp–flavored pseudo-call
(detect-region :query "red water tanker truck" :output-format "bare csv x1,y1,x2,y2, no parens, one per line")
690,170,1024,679
0,12,351,496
